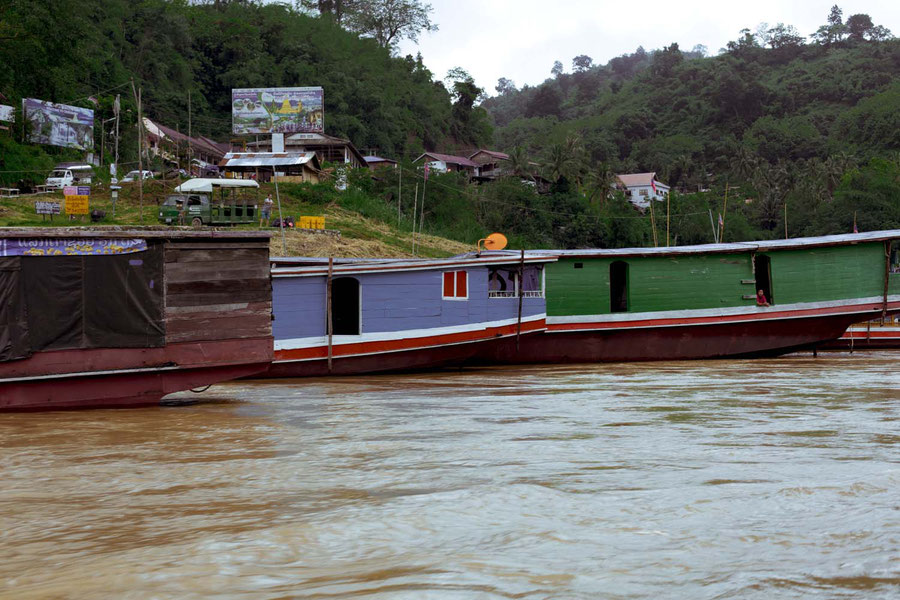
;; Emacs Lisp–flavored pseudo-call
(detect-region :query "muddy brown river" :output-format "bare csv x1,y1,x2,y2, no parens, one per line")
2,352,899,598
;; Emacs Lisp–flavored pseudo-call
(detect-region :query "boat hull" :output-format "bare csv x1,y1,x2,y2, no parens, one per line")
0,337,272,411
482,308,899,364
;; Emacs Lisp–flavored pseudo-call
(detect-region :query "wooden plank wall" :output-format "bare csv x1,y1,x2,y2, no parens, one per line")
164,241,272,344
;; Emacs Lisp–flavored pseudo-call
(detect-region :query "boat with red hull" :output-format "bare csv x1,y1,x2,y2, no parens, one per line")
263,254,553,377
0,228,273,410
476,231,900,363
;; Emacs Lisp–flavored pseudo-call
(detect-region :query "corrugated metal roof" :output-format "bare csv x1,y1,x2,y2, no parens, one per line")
616,172,658,187
415,152,479,168
272,254,557,278
532,230,900,258
221,152,317,168
470,149,510,161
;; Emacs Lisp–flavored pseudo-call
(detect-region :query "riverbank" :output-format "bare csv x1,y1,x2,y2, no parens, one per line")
0,180,472,258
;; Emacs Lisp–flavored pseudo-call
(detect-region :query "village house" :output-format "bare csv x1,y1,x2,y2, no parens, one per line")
363,155,398,169
413,152,479,177
469,149,509,180
616,172,670,209
219,151,322,184
142,118,229,176
247,132,368,169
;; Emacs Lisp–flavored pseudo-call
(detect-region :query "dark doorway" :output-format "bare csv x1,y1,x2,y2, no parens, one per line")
332,277,360,335
755,255,773,304
610,261,629,313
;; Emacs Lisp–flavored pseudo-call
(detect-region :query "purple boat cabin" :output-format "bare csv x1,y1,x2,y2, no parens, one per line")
265,254,556,377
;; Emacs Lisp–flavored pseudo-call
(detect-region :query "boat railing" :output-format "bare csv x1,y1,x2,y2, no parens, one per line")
488,290,544,299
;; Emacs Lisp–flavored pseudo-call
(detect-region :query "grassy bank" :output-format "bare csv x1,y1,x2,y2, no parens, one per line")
0,179,473,258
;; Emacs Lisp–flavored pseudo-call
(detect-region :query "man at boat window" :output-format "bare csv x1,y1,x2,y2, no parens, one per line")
756,289,770,307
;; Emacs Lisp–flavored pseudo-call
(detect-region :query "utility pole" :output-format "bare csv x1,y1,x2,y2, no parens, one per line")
132,80,144,223
188,89,192,174
114,94,120,180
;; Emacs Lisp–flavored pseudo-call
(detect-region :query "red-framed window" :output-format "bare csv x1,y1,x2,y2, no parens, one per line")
442,270,468,299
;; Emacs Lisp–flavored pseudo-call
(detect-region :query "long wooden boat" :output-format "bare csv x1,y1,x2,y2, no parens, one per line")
821,316,900,350
476,231,900,363
263,253,554,377
0,228,273,410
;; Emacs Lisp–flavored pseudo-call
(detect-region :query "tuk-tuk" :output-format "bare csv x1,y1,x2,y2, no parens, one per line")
158,178,259,227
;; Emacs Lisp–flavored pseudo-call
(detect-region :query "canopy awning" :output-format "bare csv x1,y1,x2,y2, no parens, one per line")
173,178,259,193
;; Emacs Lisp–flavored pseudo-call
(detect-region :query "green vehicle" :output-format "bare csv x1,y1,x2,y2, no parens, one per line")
157,178,260,227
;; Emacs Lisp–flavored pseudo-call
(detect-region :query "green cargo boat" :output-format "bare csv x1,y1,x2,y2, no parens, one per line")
479,230,900,363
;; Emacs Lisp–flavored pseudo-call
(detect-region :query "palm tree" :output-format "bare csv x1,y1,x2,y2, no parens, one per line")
587,162,616,206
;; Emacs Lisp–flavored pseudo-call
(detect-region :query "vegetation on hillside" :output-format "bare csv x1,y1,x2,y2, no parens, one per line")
0,3,898,250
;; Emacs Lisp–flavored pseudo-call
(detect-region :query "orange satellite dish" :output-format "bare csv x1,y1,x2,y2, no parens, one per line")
478,233,508,252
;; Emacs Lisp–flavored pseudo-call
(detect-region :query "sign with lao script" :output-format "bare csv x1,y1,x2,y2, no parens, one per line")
35,201,61,215
0,238,148,257
232,87,323,135
64,185,90,215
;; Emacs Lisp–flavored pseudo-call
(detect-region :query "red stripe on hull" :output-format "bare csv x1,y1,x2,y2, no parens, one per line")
265,321,545,377
0,338,272,411
482,312,874,364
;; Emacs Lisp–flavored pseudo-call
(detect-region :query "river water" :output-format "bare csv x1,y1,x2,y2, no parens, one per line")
2,352,899,599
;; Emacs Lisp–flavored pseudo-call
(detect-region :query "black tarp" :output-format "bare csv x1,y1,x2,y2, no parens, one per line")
0,245,166,362
0,257,30,361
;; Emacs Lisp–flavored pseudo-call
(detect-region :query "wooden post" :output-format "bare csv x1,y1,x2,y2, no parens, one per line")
666,191,670,247
784,199,788,240
411,182,419,255
720,183,729,242
273,168,287,256
131,80,144,223
882,240,890,323
327,257,334,373
516,249,525,352
397,165,402,227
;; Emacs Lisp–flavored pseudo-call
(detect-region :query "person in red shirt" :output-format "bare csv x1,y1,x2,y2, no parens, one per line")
756,289,770,306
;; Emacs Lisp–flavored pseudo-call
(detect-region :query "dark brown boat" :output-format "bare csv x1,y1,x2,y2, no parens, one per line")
0,228,273,410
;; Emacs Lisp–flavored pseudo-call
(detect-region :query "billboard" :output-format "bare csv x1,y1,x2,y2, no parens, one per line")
0,104,14,123
232,87,323,135
23,98,94,150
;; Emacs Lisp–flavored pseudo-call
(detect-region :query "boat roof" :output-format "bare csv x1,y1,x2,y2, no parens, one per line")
475,230,900,259
271,254,557,278
173,178,260,193
0,227,271,240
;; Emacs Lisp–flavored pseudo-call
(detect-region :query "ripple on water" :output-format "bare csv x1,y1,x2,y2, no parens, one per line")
2,351,900,598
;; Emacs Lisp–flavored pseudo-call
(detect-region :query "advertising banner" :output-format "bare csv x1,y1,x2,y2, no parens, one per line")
23,98,94,150
0,104,14,123
0,238,147,257
232,87,324,135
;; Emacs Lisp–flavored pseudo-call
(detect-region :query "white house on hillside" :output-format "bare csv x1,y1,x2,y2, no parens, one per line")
616,172,670,209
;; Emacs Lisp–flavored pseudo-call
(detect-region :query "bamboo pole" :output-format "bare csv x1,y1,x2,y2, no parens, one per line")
273,168,287,255
784,199,788,240
327,257,334,373
131,80,143,223
411,182,419,256
666,191,670,247
648,198,658,247
398,166,402,227
882,240,890,323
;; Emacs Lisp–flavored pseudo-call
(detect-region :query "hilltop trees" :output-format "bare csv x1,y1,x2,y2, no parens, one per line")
300,0,437,49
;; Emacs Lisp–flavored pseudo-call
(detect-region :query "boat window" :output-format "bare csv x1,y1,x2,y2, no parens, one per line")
610,261,628,313
755,255,774,304
488,268,515,298
891,243,900,274
521,265,543,298
332,277,360,335
443,270,468,300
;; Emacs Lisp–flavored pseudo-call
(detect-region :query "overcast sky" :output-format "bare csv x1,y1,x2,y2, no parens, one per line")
396,1,900,96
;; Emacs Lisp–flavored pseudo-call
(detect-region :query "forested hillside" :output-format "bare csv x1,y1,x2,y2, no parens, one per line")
480,6,900,241
1,2,898,250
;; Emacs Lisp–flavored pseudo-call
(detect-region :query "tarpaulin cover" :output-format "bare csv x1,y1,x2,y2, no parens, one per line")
0,246,166,361
0,258,29,361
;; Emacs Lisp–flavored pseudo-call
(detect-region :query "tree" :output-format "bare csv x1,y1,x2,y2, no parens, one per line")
572,54,593,72
767,23,804,49
551,60,564,77
844,13,892,42
650,42,682,78
812,5,847,46
495,77,516,96
343,0,437,49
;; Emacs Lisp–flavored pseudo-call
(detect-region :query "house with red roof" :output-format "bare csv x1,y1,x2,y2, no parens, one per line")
615,172,670,209
413,152,479,177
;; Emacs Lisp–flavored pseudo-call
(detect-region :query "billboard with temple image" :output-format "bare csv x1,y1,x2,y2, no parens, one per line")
23,99,94,150
232,87,324,135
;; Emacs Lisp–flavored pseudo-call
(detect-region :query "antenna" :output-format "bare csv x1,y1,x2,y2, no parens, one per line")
477,232,508,253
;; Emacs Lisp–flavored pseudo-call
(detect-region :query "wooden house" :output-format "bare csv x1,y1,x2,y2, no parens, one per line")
413,152,479,177
219,152,322,184
469,149,510,180
248,132,368,169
